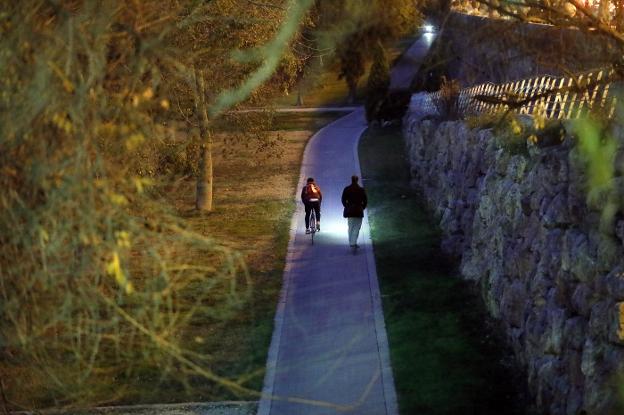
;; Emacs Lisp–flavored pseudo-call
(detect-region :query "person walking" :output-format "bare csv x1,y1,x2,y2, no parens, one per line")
301,177,322,234
341,175,367,248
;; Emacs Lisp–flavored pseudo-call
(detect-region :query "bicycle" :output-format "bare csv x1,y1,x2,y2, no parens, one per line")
308,209,317,245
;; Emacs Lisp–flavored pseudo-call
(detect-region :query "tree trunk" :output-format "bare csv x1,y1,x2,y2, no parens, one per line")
598,0,610,21
193,68,213,212
296,84,304,106
346,77,358,105
196,130,213,212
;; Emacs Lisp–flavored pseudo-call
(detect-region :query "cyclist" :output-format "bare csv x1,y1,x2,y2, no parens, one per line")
301,177,322,234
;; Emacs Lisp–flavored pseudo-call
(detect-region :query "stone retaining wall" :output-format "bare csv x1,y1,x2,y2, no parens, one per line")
403,111,624,414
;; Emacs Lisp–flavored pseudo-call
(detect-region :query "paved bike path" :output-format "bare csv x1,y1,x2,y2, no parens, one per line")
257,109,397,415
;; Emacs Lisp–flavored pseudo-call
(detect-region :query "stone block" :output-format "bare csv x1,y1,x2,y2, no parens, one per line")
507,154,528,182
566,386,584,415
561,230,597,282
553,273,574,310
604,266,624,300
563,317,587,351
526,308,547,349
495,149,510,176
501,280,527,328
581,338,604,379
530,271,553,304
536,357,563,410
583,376,614,415
596,236,621,274
571,283,593,318
588,301,610,339
616,219,624,245
543,192,571,229
543,307,566,355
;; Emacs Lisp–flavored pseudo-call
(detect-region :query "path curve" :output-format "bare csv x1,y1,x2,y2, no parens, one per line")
257,109,397,415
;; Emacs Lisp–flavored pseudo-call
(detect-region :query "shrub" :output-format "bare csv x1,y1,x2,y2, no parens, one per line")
365,41,390,123
377,90,412,125
433,76,461,120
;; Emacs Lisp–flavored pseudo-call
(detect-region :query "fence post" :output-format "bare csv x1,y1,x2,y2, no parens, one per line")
557,77,573,120
566,74,583,119
419,67,614,123
588,70,604,110
474,85,483,114
575,72,593,119
609,96,617,119
535,76,549,118
518,79,528,115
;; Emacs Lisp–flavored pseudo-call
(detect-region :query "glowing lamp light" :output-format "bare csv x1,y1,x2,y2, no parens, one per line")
423,24,435,33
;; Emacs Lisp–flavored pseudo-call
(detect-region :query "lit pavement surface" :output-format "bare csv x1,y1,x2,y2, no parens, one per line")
258,31,434,415
257,109,397,415
389,28,437,91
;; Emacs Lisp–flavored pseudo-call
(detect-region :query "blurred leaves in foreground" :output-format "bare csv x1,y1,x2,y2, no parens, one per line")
0,0,298,409
570,115,619,231
0,0,431,409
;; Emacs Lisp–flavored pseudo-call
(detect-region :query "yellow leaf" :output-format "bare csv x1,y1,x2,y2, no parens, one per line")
126,133,145,151
106,251,123,284
133,176,153,193
109,193,128,206
39,228,49,243
125,282,135,295
510,118,522,135
106,251,134,295
142,87,154,100
115,230,131,248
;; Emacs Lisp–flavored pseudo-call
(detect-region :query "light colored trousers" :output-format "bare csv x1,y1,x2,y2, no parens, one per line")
347,217,363,246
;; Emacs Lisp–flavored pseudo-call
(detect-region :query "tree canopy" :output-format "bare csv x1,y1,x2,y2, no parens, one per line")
314,0,422,103
0,0,314,408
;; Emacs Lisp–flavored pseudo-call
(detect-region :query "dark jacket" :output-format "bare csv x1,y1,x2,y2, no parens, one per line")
301,182,323,204
341,183,367,218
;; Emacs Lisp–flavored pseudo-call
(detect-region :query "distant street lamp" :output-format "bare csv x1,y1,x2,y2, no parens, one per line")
423,23,435,33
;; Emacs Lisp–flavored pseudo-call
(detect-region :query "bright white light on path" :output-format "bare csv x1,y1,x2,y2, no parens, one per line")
423,32,436,46
315,217,346,239
423,24,435,33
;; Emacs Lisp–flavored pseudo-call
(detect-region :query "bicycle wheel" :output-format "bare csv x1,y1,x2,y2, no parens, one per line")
309,210,316,245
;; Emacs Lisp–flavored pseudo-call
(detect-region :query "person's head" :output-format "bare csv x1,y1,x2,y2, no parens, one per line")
351,175,359,184
307,177,314,184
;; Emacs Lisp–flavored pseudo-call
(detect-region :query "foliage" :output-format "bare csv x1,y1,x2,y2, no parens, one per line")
465,112,505,130
433,76,461,120
215,111,284,159
314,0,421,101
466,110,569,156
492,114,532,156
337,36,366,104
0,0,316,409
365,41,391,123
570,117,619,228
377,90,413,125
410,33,454,93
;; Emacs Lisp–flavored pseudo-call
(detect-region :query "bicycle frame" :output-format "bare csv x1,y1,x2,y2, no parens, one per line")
309,209,317,245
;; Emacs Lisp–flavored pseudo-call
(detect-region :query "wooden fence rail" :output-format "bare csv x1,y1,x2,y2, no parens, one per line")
416,68,620,120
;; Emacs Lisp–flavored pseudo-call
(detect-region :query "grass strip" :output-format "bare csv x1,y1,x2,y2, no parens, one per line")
120,115,340,405
359,125,528,415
